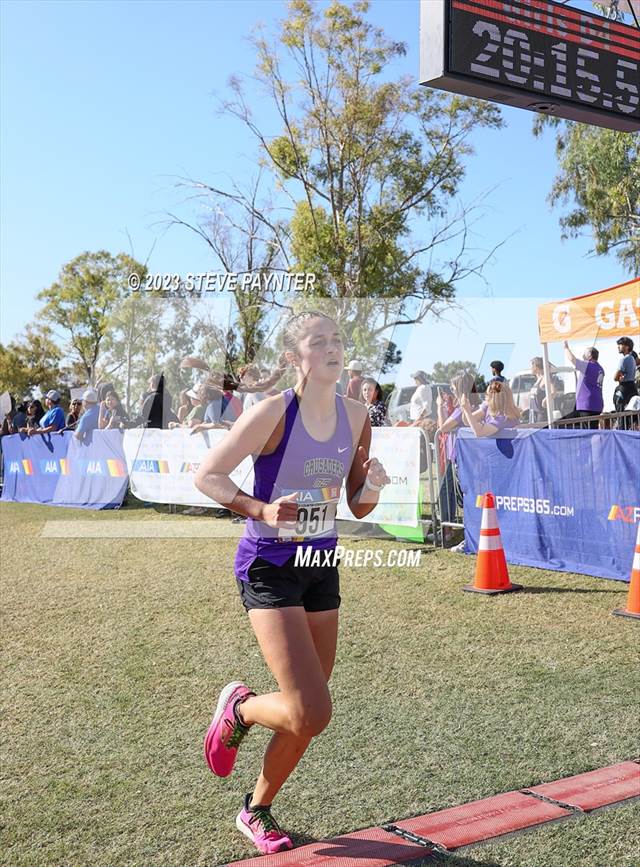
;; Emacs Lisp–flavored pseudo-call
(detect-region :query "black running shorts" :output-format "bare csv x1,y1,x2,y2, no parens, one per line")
236,555,341,612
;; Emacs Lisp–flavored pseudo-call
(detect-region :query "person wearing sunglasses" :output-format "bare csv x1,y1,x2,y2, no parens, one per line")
65,399,83,430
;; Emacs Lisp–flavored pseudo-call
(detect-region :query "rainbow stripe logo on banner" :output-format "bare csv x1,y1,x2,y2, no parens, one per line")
608,504,640,523
22,459,34,475
39,459,69,475
180,461,200,473
476,494,484,507
107,459,127,477
132,459,169,474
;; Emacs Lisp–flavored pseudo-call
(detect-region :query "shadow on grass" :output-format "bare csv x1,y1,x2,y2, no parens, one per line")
408,854,503,866
288,830,319,847
120,496,156,512
521,586,622,595
393,851,503,866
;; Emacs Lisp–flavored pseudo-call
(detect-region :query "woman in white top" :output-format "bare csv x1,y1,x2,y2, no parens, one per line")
409,370,432,424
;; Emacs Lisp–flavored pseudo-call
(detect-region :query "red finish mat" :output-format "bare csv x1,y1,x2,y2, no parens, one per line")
224,761,639,865
394,791,571,850
527,761,640,812
224,826,431,867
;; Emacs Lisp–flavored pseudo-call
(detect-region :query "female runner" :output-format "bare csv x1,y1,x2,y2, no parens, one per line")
194,310,390,854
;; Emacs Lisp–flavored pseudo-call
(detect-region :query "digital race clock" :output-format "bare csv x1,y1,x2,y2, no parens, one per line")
420,0,640,131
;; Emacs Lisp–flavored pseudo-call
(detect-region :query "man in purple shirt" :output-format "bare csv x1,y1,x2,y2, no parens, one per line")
563,342,604,428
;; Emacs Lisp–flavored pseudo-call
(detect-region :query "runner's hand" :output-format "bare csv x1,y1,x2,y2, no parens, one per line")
357,445,391,488
260,491,299,529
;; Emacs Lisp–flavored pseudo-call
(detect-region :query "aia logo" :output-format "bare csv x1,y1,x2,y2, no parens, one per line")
608,505,640,523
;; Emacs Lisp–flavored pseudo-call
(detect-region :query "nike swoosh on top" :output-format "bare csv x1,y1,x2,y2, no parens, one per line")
338,447,349,453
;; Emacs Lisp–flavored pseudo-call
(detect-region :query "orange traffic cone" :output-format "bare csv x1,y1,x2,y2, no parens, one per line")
613,523,640,621
463,492,523,595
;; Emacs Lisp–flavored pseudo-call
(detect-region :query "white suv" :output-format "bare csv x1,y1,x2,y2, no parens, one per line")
509,366,577,420
385,383,452,424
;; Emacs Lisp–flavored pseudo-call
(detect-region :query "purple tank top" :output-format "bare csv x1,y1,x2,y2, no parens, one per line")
234,388,354,581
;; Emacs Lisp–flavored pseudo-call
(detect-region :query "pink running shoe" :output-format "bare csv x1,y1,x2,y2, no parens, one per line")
236,793,294,854
204,681,254,777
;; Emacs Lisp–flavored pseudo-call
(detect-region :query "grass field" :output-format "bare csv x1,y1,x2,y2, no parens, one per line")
1,501,639,867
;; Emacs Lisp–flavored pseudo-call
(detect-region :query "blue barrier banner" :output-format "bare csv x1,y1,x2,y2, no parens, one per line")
1,431,127,509
456,429,640,582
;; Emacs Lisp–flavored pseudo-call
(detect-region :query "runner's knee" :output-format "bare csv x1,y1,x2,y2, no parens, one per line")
287,694,332,738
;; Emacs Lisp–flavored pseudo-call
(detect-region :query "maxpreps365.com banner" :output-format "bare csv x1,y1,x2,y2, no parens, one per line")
456,429,639,582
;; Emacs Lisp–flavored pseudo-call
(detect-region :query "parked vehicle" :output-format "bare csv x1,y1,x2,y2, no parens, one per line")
385,382,452,424
509,366,577,421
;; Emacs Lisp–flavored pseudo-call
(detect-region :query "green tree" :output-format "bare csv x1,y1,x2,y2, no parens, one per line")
180,0,503,334
430,359,479,384
37,251,147,385
167,172,284,373
533,121,639,276
0,325,64,398
380,340,402,373
98,292,166,414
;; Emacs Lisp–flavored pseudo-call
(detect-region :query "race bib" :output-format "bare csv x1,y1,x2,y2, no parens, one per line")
277,487,340,540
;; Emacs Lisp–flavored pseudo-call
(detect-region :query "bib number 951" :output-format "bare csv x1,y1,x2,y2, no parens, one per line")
278,502,337,538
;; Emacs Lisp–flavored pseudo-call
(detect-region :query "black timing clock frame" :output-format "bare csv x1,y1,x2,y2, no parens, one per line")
420,0,640,131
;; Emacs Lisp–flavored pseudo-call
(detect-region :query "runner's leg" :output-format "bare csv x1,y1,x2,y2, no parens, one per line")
240,608,339,806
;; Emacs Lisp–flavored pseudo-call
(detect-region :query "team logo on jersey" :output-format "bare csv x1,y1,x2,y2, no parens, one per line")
304,457,344,477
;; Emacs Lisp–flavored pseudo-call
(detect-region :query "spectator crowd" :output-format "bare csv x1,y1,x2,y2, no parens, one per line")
0,340,637,532
1,336,638,446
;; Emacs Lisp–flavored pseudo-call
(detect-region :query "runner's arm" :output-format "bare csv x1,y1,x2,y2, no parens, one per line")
193,397,296,524
345,409,390,519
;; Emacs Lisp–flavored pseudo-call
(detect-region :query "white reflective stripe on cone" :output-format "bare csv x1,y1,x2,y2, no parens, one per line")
479,533,504,552
633,551,640,573
480,506,500,531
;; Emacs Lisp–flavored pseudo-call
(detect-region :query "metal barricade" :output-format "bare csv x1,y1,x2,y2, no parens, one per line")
417,427,438,546
551,409,639,431
432,429,464,547
518,409,640,431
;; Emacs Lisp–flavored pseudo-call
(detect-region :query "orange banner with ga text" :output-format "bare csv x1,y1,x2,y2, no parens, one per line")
538,278,640,344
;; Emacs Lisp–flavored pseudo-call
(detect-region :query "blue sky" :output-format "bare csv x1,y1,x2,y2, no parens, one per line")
0,0,630,360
